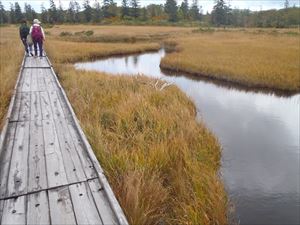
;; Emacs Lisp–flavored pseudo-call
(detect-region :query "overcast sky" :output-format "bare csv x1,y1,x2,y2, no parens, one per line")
2,0,299,13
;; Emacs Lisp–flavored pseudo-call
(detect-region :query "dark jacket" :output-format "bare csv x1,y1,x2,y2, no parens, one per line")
19,24,30,39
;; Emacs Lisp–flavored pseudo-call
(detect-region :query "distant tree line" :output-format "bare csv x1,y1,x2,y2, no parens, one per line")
0,0,299,27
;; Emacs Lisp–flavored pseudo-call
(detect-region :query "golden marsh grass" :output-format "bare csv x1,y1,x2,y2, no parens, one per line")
161,32,300,92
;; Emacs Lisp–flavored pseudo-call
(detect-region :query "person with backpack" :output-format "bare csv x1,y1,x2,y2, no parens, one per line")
19,19,32,56
29,19,45,58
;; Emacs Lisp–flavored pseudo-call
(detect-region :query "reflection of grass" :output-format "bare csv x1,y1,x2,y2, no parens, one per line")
0,27,23,129
160,32,300,92
1,25,228,225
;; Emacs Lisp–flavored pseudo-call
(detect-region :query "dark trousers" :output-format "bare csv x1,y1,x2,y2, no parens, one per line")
21,38,29,53
33,39,43,57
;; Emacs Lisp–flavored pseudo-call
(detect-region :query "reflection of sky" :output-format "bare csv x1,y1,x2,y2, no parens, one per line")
75,50,300,225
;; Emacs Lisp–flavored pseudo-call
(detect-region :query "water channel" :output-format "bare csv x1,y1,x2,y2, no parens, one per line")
75,49,300,225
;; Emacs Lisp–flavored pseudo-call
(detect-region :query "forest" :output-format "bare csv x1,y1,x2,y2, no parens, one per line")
0,0,299,28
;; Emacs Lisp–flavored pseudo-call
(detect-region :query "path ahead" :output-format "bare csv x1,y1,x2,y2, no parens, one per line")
0,56,128,225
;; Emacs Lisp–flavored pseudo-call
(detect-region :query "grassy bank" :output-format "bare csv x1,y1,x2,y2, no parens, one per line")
161,31,300,92
1,26,228,224
0,27,23,129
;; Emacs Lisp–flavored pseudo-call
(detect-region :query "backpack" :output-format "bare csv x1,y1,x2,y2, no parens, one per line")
19,24,29,38
31,26,43,41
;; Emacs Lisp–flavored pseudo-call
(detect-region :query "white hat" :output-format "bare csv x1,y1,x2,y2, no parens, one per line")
33,19,41,24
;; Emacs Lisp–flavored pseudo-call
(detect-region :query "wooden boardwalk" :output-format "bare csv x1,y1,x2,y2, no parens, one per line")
0,56,128,225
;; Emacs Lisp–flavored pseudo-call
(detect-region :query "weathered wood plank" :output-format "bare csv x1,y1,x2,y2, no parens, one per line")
21,68,31,92
88,179,118,225
67,119,97,179
69,181,103,225
0,123,17,199
48,186,77,225
40,91,53,120
7,121,29,197
10,93,22,122
37,77,46,92
48,91,65,120
19,92,31,121
27,191,50,225
43,119,68,188
57,92,97,179
1,196,26,225
54,118,87,183
28,120,48,192
30,92,42,121
0,200,4,222
30,69,39,92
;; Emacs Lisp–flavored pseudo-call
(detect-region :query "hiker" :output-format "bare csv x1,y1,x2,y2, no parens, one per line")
19,19,32,56
29,19,45,58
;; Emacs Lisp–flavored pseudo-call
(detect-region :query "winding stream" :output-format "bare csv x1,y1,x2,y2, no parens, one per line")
75,49,300,225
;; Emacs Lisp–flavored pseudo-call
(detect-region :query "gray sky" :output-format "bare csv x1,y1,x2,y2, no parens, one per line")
2,0,299,13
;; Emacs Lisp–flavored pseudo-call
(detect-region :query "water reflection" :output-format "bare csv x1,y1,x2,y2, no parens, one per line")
75,49,300,225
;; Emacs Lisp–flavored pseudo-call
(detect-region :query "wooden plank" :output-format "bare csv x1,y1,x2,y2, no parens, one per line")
0,200,3,222
0,123,17,199
88,179,118,225
1,196,26,225
30,92,42,121
38,77,46,92
27,191,50,225
48,186,77,225
57,92,97,179
10,93,21,122
19,92,31,121
30,69,39,92
28,120,48,192
7,121,29,197
43,119,68,188
69,181,103,225
21,68,31,92
48,91,65,120
53,117,87,183
66,118,97,179
40,91,53,120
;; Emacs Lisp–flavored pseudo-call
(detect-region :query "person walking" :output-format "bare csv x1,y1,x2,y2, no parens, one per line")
19,19,32,56
29,19,45,58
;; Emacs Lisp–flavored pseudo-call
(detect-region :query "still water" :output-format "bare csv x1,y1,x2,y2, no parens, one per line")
75,49,300,225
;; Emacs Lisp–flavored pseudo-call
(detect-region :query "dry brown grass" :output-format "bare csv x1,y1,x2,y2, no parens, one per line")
46,39,160,63
161,32,300,92
54,65,228,225
0,26,23,129
47,24,193,38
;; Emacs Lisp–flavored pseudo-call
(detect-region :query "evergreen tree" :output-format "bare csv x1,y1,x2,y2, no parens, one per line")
57,0,65,23
165,0,178,22
83,0,92,22
102,0,111,18
74,0,81,22
24,3,36,22
121,0,130,18
92,0,102,22
9,3,15,23
41,4,49,23
14,2,23,23
130,0,140,18
190,0,201,20
67,0,75,22
49,0,58,23
284,0,289,9
180,0,189,20
141,7,148,21
211,0,230,26
0,1,8,24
